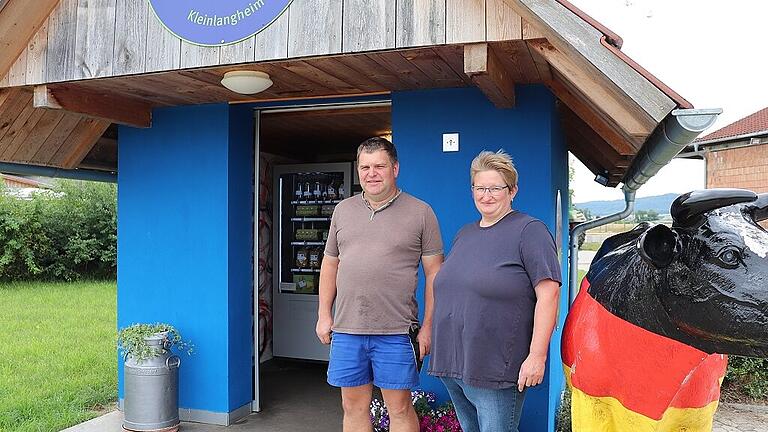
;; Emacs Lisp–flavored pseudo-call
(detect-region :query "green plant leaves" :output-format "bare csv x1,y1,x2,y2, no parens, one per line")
117,323,193,363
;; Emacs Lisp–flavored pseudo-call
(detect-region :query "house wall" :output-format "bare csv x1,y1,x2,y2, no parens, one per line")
393,85,569,432
706,144,768,193
117,103,254,420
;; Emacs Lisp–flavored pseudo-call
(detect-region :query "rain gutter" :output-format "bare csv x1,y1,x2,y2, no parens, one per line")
568,108,721,303
0,161,116,183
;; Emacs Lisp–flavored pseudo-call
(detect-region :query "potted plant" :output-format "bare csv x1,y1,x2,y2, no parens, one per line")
118,323,192,432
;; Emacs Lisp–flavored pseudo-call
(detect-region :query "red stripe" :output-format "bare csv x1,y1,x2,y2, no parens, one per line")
562,278,727,420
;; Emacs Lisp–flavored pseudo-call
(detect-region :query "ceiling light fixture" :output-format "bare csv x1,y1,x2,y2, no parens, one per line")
221,71,273,95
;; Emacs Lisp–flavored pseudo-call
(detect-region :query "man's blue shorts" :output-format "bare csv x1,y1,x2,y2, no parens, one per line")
327,332,420,390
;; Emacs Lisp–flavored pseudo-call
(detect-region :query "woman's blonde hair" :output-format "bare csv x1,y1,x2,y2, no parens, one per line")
470,150,518,188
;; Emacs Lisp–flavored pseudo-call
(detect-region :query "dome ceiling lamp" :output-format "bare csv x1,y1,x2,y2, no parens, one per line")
221,70,273,95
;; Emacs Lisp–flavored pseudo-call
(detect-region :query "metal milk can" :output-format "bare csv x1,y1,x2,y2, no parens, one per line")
123,334,180,432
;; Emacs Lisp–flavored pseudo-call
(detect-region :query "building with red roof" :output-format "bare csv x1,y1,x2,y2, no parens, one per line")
690,107,768,193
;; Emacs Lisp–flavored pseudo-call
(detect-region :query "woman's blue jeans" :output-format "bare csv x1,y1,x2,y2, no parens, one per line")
440,377,527,432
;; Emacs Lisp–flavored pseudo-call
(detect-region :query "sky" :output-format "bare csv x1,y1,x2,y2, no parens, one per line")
567,0,768,203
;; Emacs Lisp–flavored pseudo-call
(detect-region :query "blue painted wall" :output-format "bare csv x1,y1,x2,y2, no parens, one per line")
116,88,569,429
117,103,254,414
393,86,569,432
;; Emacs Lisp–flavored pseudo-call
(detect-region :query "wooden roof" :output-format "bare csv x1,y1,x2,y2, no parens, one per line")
0,0,690,185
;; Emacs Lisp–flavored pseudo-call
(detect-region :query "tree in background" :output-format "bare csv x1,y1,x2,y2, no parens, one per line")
634,209,659,223
0,179,116,281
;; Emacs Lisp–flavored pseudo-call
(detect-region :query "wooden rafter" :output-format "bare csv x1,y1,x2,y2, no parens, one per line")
464,43,516,108
503,0,675,135
560,103,631,170
50,117,111,168
34,84,152,128
0,0,59,79
546,70,640,154
0,87,110,169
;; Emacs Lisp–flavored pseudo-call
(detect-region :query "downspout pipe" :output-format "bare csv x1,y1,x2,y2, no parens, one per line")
569,189,635,303
568,108,721,303
0,161,116,183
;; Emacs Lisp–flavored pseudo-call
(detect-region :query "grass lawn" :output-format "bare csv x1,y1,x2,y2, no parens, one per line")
0,281,117,432
580,242,603,252
578,269,586,284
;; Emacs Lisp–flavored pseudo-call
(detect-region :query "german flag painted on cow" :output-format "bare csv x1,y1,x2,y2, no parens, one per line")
562,278,728,432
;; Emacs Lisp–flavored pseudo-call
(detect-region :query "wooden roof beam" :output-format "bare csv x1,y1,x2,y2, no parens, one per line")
0,0,58,79
34,84,152,128
50,117,111,169
504,0,676,137
559,103,632,169
546,70,640,154
528,39,652,137
464,43,515,109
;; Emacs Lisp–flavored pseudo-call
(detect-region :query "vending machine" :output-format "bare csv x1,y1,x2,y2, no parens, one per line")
271,162,352,361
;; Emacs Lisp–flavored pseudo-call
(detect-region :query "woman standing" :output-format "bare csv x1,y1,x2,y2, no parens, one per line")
428,150,561,432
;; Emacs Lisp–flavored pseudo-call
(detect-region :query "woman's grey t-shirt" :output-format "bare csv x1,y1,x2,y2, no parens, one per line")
428,211,561,389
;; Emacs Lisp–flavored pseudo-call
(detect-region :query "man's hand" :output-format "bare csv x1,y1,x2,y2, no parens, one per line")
316,315,333,345
517,352,546,392
417,326,431,360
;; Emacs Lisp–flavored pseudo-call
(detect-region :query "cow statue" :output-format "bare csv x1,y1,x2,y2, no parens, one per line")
562,188,768,432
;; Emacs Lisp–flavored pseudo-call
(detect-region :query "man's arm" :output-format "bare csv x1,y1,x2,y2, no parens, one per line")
316,255,340,345
517,278,560,391
417,254,443,359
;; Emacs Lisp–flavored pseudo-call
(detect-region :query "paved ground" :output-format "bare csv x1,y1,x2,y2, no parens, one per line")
63,360,342,432
65,401,768,432
714,403,768,432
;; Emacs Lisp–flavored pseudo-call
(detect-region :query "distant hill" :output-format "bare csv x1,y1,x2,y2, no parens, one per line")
574,193,679,217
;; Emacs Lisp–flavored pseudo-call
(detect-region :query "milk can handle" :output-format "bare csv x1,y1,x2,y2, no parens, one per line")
166,355,181,369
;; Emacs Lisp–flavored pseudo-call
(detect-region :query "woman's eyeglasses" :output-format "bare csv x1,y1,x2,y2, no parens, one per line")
471,185,509,196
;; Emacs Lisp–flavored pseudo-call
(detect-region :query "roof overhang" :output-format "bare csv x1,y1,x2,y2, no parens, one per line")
0,0,705,185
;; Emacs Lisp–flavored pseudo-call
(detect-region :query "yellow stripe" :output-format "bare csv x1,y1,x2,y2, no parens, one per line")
563,366,720,432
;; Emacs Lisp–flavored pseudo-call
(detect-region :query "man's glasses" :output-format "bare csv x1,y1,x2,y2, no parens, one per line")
471,185,509,196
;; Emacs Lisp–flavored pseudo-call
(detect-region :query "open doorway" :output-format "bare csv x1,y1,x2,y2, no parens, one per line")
253,101,392,415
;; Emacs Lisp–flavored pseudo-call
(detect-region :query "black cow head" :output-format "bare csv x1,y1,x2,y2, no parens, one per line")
636,189,768,357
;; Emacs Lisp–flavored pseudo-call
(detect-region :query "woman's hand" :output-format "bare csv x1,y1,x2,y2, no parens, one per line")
517,352,547,392
518,278,560,391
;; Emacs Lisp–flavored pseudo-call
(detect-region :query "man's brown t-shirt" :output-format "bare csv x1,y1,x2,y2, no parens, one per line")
324,191,443,335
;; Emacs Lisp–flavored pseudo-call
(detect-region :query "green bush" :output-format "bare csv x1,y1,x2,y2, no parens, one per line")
0,180,116,281
724,356,768,400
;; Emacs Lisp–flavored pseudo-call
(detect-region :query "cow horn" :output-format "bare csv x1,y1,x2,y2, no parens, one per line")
746,193,768,222
672,189,757,226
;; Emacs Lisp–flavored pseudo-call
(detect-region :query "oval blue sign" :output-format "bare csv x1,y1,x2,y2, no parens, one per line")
148,0,293,46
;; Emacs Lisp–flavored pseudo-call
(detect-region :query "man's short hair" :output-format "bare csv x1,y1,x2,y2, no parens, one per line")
356,137,398,164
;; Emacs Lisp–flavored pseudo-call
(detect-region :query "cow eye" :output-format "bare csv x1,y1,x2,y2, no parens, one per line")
717,247,741,266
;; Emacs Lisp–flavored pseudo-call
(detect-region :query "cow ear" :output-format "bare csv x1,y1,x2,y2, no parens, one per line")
638,224,677,268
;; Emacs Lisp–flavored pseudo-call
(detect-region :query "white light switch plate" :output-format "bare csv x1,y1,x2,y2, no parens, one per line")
443,133,459,152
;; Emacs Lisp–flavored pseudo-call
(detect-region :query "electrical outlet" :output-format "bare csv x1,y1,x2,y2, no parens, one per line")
443,133,459,152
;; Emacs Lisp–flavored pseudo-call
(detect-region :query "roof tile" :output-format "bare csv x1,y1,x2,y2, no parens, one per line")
697,107,768,143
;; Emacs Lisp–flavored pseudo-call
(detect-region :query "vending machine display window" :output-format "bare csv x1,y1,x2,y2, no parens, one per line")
272,163,352,360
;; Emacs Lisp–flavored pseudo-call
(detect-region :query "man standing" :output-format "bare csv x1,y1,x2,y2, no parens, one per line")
316,137,443,432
